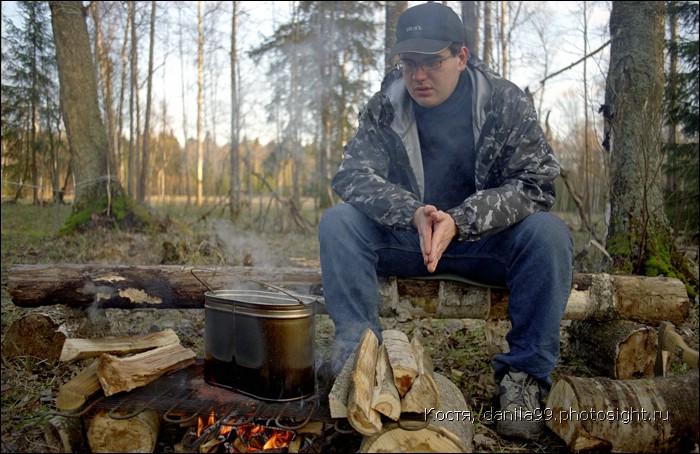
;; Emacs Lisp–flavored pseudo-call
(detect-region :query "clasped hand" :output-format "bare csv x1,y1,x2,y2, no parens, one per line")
413,205,458,273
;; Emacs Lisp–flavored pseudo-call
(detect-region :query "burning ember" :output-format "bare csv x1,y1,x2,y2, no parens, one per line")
194,412,295,453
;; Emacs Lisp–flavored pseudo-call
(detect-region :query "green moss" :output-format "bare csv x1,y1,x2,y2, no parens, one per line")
59,193,162,236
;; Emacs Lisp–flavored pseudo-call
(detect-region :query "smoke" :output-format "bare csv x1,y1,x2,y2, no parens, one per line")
211,219,274,269
78,281,114,337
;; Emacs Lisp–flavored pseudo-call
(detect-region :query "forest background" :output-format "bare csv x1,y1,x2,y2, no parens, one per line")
1,1,698,251
0,1,699,452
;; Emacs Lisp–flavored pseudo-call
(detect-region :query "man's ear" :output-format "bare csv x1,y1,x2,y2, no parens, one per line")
458,46,469,70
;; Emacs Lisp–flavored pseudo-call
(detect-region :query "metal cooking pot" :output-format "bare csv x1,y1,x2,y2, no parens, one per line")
203,289,316,402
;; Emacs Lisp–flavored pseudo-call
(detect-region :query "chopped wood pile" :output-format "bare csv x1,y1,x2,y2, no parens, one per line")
56,329,196,411
51,329,195,453
329,329,473,452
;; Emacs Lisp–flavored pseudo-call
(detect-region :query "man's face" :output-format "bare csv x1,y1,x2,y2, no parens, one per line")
400,47,468,108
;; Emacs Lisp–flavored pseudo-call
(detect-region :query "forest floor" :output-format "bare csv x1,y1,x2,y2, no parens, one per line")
1,200,698,453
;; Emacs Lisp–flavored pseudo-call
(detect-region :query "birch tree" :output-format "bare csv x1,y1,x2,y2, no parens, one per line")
229,1,241,219
137,1,156,203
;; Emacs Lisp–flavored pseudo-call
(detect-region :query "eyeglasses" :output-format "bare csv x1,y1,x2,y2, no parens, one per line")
397,55,454,74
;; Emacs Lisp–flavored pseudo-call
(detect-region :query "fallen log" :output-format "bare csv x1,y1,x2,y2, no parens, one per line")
6,264,691,325
87,409,160,453
97,343,196,396
359,373,474,453
567,320,658,379
60,328,181,363
546,370,699,452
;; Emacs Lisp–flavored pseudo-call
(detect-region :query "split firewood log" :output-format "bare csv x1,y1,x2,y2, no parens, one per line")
382,330,419,397
59,328,181,362
371,343,401,421
97,343,196,396
56,360,102,412
546,370,699,452
329,349,356,419
346,329,382,436
359,373,474,453
401,333,439,414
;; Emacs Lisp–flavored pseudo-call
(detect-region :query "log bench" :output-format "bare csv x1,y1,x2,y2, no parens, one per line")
5,264,692,326
5,263,693,379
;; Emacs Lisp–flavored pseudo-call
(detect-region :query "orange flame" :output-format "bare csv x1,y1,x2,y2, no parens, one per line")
197,412,217,437
196,414,294,451
263,429,294,449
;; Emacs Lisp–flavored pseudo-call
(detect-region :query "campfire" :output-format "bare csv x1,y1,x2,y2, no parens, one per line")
191,412,296,452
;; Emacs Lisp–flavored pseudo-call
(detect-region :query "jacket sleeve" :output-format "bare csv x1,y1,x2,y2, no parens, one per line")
331,94,423,230
447,87,560,242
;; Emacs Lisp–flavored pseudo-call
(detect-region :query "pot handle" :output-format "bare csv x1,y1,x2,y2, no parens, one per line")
190,268,314,307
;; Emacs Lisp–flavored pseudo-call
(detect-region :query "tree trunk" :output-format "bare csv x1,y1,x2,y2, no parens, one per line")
546,371,699,452
137,0,156,203
604,2,686,282
6,264,692,326
462,2,479,58
482,1,492,66
229,1,241,219
384,1,407,73
196,1,204,207
49,1,119,214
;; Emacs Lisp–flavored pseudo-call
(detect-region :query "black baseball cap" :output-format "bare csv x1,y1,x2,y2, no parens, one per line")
388,2,465,59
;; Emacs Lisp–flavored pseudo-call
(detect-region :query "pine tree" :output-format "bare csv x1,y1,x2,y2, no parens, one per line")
663,1,699,236
1,1,60,203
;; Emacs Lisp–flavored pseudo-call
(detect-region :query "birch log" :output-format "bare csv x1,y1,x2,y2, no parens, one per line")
568,320,658,379
546,371,699,452
382,330,419,397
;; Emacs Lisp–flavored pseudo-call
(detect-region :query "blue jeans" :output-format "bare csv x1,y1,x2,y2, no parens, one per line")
318,203,573,388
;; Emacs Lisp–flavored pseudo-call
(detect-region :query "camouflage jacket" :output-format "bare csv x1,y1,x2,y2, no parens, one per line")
332,56,559,242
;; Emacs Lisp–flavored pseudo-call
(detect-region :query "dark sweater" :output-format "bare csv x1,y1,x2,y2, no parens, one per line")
414,72,475,210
